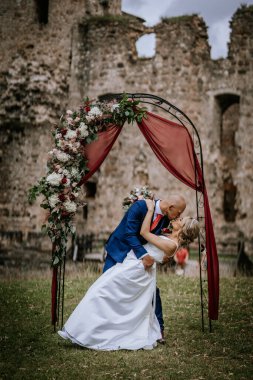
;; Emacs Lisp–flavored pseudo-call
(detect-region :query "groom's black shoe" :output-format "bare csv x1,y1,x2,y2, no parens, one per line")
157,330,166,345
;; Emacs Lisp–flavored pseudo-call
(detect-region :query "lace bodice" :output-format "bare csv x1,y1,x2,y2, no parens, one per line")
143,236,178,264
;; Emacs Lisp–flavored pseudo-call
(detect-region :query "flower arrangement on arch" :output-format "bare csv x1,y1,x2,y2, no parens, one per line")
28,95,147,266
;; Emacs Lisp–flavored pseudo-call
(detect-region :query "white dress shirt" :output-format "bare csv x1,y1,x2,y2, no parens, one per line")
153,200,163,221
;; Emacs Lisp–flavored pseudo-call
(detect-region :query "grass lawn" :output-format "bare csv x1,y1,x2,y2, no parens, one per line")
0,267,252,380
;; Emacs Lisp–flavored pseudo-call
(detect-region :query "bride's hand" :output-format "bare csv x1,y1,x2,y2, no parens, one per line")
145,199,155,211
142,254,155,270
162,255,170,264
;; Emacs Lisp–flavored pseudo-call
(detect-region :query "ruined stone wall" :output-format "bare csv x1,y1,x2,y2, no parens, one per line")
203,6,253,254
0,1,253,264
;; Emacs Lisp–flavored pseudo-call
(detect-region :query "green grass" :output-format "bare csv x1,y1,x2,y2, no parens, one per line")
0,270,252,380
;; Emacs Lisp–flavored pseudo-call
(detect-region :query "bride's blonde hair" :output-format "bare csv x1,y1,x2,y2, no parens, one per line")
178,217,199,247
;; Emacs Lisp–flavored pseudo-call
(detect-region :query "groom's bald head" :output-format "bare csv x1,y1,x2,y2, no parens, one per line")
160,195,186,220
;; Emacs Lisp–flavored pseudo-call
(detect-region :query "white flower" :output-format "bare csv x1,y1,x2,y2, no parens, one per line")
88,106,102,117
65,129,77,139
64,200,77,213
48,194,60,208
63,169,70,178
55,149,71,163
66,117,74,125
55,133,62,139
78,122,89,137
111,103,119,112
80,122,87,130
46,172,63,186
85,115,93,122
71,167,79,177
66,110,73,115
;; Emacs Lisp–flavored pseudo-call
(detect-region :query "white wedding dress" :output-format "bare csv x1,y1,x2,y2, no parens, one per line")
58,237,177,351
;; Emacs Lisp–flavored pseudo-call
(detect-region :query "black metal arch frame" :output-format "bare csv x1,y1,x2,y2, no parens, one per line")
56,92,212,332
100,92,211,332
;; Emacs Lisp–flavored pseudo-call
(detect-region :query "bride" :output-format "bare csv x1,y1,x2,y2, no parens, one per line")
58,199,199,351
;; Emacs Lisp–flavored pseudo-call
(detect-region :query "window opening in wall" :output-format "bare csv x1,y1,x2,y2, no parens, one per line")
35,0,49,24
85,181,97,198
136,33,156,58
215,93,240,222
99,0,109,9
223,176,237,222
83,204,88,220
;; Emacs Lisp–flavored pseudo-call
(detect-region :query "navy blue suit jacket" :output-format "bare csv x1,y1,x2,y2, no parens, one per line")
105,200,169,263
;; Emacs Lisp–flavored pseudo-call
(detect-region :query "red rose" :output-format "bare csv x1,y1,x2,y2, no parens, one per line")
85,106,91,112
58,193,65,202
61,177,68,184
61,129,67,136
162,227,172,234
61,211,69,217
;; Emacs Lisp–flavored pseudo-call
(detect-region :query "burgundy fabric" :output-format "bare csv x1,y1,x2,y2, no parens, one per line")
138,112,202,191
203,188,219,319
137,111,219,320
78,125,123,186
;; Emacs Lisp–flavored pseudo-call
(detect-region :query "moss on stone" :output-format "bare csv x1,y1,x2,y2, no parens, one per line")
82,14,133,26
161,14,198,24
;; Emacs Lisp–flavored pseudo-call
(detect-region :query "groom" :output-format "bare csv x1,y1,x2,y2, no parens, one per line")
104,194,186,342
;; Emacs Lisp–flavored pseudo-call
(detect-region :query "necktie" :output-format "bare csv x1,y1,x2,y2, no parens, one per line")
150,214,163,231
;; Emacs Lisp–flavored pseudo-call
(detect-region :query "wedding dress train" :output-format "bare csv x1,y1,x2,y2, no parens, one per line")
58,237,174,351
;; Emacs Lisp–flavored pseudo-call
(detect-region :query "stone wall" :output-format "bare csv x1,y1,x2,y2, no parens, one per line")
0,1,253,265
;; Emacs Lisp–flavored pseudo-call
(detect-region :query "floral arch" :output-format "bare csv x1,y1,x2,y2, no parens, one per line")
29,93,219,332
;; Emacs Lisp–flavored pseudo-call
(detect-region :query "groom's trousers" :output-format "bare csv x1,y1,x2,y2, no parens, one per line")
103,254,164,332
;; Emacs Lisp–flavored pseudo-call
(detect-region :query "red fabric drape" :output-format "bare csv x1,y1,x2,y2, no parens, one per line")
78,124,122,186
137,112,219,320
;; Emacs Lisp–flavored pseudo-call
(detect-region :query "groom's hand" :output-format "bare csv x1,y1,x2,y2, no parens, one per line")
142,254,155,270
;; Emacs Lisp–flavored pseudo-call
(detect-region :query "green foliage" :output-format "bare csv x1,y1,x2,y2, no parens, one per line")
83,14,133,26
161,14,198,24
111,93,147,125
